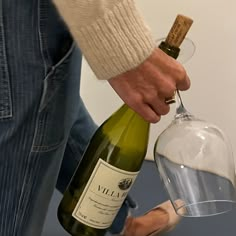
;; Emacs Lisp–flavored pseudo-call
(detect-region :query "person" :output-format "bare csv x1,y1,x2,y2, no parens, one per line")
0,0,190,236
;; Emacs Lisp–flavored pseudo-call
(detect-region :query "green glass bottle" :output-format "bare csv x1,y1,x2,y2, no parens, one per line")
57,104,150,236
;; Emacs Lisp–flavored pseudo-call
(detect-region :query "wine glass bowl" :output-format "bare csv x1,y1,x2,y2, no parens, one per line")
154,93,236,217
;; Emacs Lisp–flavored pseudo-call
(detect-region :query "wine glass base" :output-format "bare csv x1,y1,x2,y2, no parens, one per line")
155,37,196,64
175,200,236,217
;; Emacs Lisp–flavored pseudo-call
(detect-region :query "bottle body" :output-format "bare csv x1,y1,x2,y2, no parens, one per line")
58,104,150,236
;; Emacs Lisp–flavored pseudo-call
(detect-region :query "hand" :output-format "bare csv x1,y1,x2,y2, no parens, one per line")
122,200,181,236
108,48,190,123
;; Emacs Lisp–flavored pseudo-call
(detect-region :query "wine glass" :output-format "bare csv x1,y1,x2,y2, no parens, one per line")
154,39,236,217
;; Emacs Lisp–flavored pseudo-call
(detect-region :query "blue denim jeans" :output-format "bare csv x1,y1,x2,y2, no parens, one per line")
0,0,131,235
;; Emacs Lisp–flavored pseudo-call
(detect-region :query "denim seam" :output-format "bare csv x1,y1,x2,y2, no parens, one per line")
51,41,76,71
13,102,44,233
30,43,75,153
38,42,75,113
32,139,66,152
13,152,42,236
0,0,12,120
37,0,47,76
12,152,41,236
18,152,42,235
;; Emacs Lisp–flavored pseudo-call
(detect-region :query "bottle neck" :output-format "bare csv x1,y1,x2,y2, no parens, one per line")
158,41,180,59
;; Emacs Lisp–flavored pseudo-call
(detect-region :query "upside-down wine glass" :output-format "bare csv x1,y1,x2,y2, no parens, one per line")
154,15,236,217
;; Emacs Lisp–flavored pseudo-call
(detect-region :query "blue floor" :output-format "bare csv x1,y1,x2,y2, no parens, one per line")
42,160,236,236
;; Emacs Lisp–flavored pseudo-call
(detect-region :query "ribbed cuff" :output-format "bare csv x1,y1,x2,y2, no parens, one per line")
72,0,156,80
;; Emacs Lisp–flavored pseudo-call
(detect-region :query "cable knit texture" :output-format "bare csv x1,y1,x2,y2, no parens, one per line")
52,0,156,80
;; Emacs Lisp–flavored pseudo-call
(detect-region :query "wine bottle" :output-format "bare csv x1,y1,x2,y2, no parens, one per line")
58,104,149,236
57,14,193,236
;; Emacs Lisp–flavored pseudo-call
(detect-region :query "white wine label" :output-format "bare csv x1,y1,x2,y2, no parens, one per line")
72,158,139,229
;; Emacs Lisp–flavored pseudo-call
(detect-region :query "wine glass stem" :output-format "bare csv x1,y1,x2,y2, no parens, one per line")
176,90,186,114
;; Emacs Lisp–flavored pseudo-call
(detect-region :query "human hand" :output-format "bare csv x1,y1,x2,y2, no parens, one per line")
108,48,190,123
122,200,182,236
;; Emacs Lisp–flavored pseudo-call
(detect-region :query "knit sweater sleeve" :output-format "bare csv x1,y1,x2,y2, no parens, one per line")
52,0,156,80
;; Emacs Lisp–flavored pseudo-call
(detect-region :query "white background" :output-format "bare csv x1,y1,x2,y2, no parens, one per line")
80,0,236,161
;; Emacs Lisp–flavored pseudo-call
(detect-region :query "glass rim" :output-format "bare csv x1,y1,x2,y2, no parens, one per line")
174,200,236,218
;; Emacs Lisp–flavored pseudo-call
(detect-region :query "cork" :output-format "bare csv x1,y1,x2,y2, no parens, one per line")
165,14,193,48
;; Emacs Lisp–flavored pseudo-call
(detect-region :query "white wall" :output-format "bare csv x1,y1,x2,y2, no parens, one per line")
80,0,236,161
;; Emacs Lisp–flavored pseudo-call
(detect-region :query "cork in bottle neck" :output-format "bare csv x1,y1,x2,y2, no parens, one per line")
158,14,193,59
165,14,193,48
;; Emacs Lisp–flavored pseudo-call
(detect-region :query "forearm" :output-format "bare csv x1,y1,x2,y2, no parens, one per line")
52,0,155,80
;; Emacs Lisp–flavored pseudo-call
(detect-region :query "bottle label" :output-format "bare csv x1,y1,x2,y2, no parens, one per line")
72,158,139,229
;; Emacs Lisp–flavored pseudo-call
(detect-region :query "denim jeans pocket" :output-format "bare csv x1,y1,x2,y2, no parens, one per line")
0,1,12,120
32,43,77,152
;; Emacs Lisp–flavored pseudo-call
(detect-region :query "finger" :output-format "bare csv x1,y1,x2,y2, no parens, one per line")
147,96,170,116
150,101,170,116
109,76,162,123
140,88,170,116
123,209,169,236
148,200,183,233
176,74,191,91
139,61,177,99
129,102,161,123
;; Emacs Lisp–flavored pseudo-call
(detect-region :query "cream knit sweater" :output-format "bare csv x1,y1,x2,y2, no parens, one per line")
52,0,156,80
